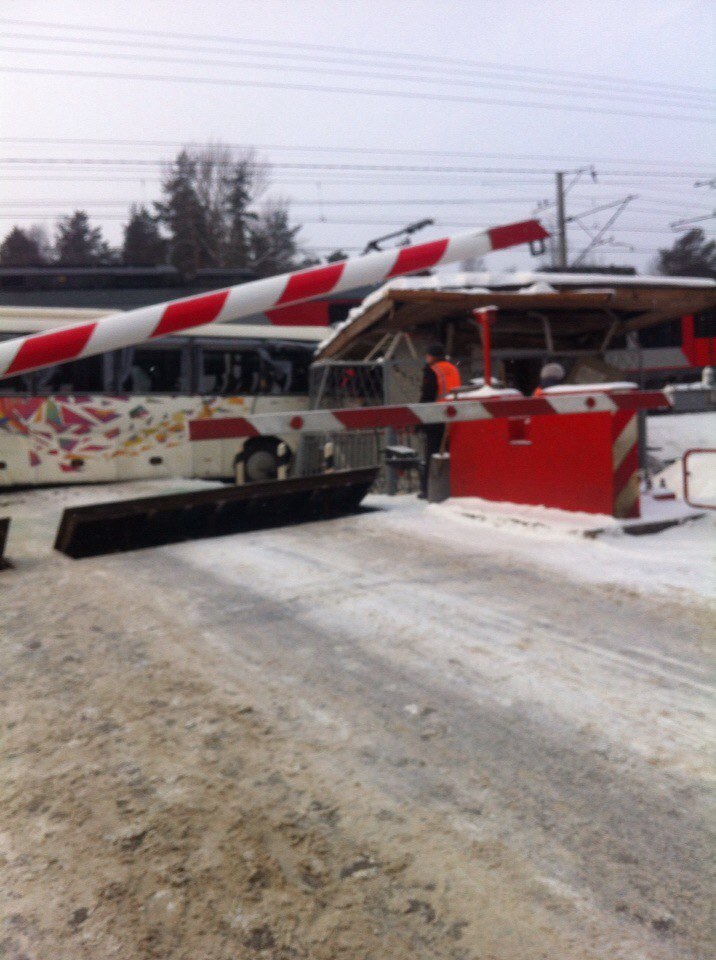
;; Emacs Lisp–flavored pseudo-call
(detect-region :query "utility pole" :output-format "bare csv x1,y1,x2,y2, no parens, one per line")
555,171,568,268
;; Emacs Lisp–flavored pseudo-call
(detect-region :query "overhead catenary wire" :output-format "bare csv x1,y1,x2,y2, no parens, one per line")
2,41,712,113
0,197,646,207
1,65,711,125
0,157,709,178
1,212,710,237
0,137,706,171
3,200,713,216
2,16,711,99
4,29,714,108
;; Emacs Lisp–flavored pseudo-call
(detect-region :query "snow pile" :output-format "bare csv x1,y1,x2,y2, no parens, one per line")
411,496,714,603
515,280,557,294
542,381,638,394
452,386,522,400
654,451,716,503
647,412,716,501
436,496,620,534
648,411,716,463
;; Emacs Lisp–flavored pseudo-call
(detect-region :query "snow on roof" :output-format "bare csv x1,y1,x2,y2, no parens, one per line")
319,269,715,353
370,270,715,292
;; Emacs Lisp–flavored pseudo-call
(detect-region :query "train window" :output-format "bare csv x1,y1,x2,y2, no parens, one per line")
694,309,715,339
118,346,184,393
637,319,681,348
35,355,106,394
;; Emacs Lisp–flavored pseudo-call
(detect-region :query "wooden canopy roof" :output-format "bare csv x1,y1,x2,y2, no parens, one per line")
318,280,716,360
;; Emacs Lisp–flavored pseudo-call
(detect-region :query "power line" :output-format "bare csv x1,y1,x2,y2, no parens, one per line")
3,16,711,99
0,201,705,229
0,137,705,170
2,64,712,125
3,40,712,112
0,157,708,177
6,29,714,107
1,212,709,236
0,197,598,207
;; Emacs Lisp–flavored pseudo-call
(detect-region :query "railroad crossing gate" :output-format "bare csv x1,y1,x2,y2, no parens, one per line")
188,386,670,519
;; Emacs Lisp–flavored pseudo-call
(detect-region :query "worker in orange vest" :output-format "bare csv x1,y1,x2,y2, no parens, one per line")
418,343,461,498
533,361,565,396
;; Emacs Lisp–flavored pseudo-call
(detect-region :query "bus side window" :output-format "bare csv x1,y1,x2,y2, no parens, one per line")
0,372,34,394
35,355,106,394
287,346,313,394
200,348,263,395
199,350,232,394
118,347,184,393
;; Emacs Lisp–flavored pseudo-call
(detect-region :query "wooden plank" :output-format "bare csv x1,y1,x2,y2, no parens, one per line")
389,290,616,310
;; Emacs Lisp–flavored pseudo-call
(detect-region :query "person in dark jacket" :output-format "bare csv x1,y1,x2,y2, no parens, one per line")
419,343,460,498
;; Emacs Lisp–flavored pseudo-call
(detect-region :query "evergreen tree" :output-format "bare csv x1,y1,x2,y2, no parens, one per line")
249,202,301,278
121,205,167,266
0,226,48,266
154,151,210,277
156,144,302,277
223,155,262,268
54,210,114,265
325,249,349,262
294,254,321,268
26,225,52,262
655,228,716,279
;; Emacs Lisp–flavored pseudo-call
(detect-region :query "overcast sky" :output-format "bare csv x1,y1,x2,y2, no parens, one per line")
1,0,714,273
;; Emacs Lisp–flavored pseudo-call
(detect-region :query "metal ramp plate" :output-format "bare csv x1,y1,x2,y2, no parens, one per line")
54,468,378,559
0,517,10,569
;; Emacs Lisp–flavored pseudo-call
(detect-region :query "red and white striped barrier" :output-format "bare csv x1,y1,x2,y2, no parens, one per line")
188,389,670,441
611,409,640,518
0,219,547,380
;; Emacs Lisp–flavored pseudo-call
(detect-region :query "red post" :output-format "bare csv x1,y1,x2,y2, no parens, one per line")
472,307,497,387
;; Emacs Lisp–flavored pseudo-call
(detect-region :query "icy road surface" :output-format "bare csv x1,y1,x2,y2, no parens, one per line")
1,486,714,959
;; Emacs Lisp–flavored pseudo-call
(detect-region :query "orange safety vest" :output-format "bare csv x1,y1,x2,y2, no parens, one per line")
431,360,461,400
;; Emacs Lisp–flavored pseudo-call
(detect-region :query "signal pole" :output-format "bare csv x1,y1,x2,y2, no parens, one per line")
555,171,568,268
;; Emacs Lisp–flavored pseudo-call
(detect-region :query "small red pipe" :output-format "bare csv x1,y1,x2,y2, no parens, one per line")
473,307,497,386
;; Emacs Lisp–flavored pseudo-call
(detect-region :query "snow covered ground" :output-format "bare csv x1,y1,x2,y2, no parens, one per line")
2,463,713,958
647,411,715,463
358,494,714,605
647,411,715,506
5,468,713,605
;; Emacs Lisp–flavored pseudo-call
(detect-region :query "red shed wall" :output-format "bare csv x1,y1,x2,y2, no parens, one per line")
449,412,618,515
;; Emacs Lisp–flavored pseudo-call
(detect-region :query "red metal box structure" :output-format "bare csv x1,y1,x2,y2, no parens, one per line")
449,407,640,518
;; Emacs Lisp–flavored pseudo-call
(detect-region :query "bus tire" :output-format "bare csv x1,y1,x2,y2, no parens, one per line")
242,439,283,482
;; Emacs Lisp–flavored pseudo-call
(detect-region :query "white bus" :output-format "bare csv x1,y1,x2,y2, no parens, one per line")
0,308,326,486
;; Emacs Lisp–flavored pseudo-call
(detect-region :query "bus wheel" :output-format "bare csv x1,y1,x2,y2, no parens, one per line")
243,440,282,482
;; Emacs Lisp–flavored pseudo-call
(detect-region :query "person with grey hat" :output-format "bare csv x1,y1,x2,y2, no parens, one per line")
533,361,565,396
